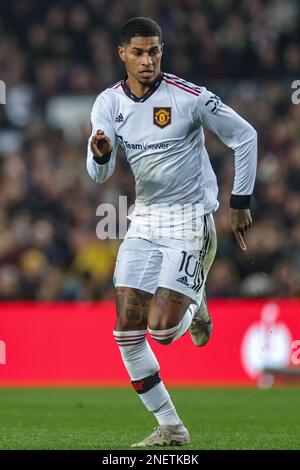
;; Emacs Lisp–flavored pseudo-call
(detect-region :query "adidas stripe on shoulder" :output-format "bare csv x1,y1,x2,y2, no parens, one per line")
108,80,122,89
163,73,202,97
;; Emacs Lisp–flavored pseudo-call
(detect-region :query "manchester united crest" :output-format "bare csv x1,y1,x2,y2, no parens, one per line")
153,107,171,128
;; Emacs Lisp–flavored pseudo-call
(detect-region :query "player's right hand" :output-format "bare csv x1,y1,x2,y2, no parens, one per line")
91,130,112,158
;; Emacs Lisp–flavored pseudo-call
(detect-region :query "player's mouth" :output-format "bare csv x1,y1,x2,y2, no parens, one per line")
139,70,155,79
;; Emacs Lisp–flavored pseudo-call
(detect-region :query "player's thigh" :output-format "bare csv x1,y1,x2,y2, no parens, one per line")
114,237,161,330
148,242,196,329
147,226,213,329
156,214,217,308
115,287,153,331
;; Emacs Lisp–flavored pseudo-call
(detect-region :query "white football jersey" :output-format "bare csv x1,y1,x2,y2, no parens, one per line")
87,73,257,218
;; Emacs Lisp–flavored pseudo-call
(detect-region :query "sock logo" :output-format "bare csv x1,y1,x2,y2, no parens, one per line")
131,372,161,394
132,380,145,393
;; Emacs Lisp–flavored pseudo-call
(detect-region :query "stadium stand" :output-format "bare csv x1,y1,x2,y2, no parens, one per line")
0,0,299,299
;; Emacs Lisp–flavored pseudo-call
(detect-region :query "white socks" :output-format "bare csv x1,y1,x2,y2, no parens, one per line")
153,389,181,425
113,303,197,427
113,330,181,426
113,330,157,380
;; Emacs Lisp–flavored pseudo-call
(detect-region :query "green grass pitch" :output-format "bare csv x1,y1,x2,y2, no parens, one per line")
0,387,299,450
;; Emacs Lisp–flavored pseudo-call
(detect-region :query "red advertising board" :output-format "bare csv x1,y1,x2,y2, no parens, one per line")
0,300,299,386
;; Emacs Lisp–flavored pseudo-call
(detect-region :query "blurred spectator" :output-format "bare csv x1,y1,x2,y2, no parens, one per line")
240,273,276,298
206,258,240,298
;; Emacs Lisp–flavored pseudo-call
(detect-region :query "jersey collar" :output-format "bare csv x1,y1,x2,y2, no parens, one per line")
121,72,163,102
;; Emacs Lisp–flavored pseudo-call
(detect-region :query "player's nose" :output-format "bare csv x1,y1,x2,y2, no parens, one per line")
141,53,153,66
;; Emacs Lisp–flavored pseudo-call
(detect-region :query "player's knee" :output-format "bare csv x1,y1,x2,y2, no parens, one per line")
148,320,179,346
115,315,145,331
115,302,148,330
147,316,178,331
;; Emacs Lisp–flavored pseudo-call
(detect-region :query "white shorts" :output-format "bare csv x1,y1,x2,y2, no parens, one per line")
114,213,217,306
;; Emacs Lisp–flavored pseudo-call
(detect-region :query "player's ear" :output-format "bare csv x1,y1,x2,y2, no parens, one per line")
160,42,164,55
118,45,126,63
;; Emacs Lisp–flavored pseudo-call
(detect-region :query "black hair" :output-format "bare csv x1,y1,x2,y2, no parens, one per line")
120,17,162,45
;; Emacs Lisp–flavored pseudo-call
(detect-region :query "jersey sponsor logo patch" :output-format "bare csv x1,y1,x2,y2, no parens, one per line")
153,107,171,128
116,134,169,151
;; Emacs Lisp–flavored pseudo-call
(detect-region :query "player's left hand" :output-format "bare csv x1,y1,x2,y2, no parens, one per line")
230,208,252,251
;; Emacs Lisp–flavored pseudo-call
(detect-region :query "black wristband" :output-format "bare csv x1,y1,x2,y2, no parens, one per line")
230,194,251,209
93,151,112,165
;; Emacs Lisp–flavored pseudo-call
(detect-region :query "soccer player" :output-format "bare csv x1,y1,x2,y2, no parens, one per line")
87,17,257,447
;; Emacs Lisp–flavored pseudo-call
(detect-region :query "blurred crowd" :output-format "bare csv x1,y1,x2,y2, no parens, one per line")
0,0,300,299
1,0,300,96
